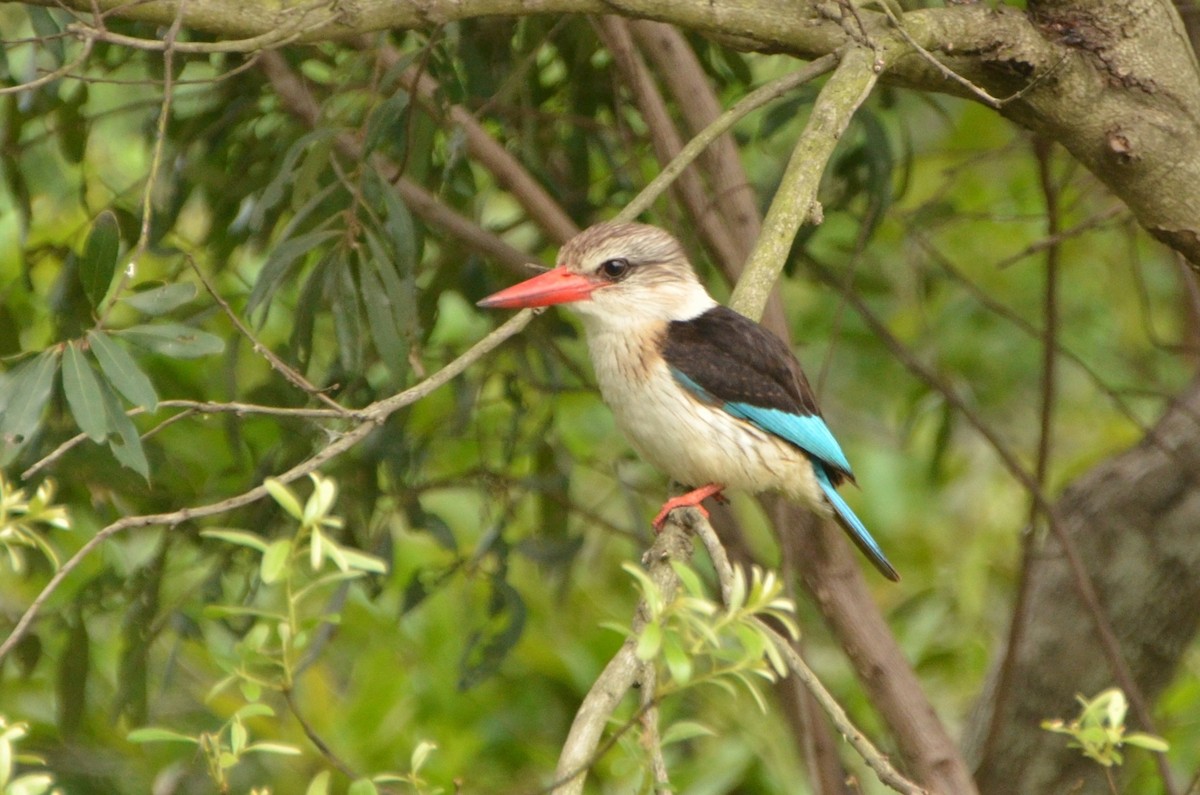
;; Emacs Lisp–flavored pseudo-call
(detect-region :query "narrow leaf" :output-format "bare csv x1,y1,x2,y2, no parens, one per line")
661,721,716,746
358,253,408,376
245,742,302,756
305,770,332,795
260,539,292,584
79,211,121,310
264,478,304,520
97,379,149,479
62,342,110,442
635,621,662,661
0,349,60,441
347,779,379,795
121,282,197,315
201,528,270,553
246,228,341,316
118,324,224,359
127,727,198,745
87,331,157,411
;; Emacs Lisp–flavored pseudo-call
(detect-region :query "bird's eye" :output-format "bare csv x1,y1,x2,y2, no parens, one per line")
599,258,631,281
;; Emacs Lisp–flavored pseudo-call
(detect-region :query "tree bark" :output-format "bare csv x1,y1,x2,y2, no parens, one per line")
962,376,1200,794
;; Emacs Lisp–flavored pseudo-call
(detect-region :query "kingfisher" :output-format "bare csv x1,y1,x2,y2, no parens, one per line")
477,222,898,581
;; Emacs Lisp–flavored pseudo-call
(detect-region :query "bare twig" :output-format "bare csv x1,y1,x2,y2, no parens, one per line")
257,51,536,275
377,47,580,244
189,257,350,412
0,36,94,96
638,662,671,793
616,56,837,225
21,399,361,480
96,2,186,327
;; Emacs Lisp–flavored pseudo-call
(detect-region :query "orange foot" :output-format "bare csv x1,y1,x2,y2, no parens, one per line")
651,483,726,531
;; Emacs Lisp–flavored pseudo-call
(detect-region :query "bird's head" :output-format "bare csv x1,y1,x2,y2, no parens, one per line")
477,223,716,329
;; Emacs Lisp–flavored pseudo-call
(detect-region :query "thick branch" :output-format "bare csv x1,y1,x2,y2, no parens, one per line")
37,0,1200,267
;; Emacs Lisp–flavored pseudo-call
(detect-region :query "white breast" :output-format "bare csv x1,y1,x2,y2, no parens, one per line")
582,325,827,512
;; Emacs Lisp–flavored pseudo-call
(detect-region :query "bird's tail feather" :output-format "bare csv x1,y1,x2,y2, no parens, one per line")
813,465,900,582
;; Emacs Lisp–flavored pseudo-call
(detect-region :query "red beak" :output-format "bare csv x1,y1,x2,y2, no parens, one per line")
477,266,602,309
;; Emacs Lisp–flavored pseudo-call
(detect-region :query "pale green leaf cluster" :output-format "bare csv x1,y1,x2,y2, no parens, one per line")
129,703,299,793
1042,687,1170,768
0,716,61,795
618,561,799,712
0,475,69,573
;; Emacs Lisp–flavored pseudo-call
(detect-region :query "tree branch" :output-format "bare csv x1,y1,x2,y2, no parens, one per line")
729,45,879,319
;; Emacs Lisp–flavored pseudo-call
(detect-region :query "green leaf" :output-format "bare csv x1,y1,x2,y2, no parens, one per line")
87,331,157,411
260,539,292,584
410,740,436,773
246,228,341,317
635,620,662,661
364,90,410,156
0,349,60,442
62,342,110,442
97,378,149,479
245,741,302,756
234,703,276,720
264,478,304,520
121,282,197,315
127,727,198,745
56,615,89,738
201,528,270,553
305,770,332,795
1123,732,1170,752
79,211,121,310
661,632,692,685
358,248,409,378
347,779,379,795
337,547,388,574
118,324,224,359
661,720,715,747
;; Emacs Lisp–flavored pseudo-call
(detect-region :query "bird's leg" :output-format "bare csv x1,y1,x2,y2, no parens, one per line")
651,483,726,531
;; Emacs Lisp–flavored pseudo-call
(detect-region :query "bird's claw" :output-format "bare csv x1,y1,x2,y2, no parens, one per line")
650,483,725,532
651,500,710,532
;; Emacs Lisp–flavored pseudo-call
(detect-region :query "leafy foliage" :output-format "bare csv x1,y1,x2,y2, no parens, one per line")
0,3,1196,793
1042,688,1169,769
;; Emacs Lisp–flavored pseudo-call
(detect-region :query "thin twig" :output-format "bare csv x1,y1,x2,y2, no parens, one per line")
283,688,360,781
0,36,94,96
550,521,692,795
616,55,837,224
96,2,186,327
593,15,741,273
638,662,671,793
189,256,348,412
21,399,361,480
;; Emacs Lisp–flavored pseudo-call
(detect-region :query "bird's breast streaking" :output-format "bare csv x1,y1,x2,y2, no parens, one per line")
477,222,899,581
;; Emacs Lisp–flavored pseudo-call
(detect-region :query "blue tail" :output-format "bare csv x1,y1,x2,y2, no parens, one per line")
812,465,899,581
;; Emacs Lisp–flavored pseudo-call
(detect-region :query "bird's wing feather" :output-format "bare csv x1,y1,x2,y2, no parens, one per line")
663,306,853,480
